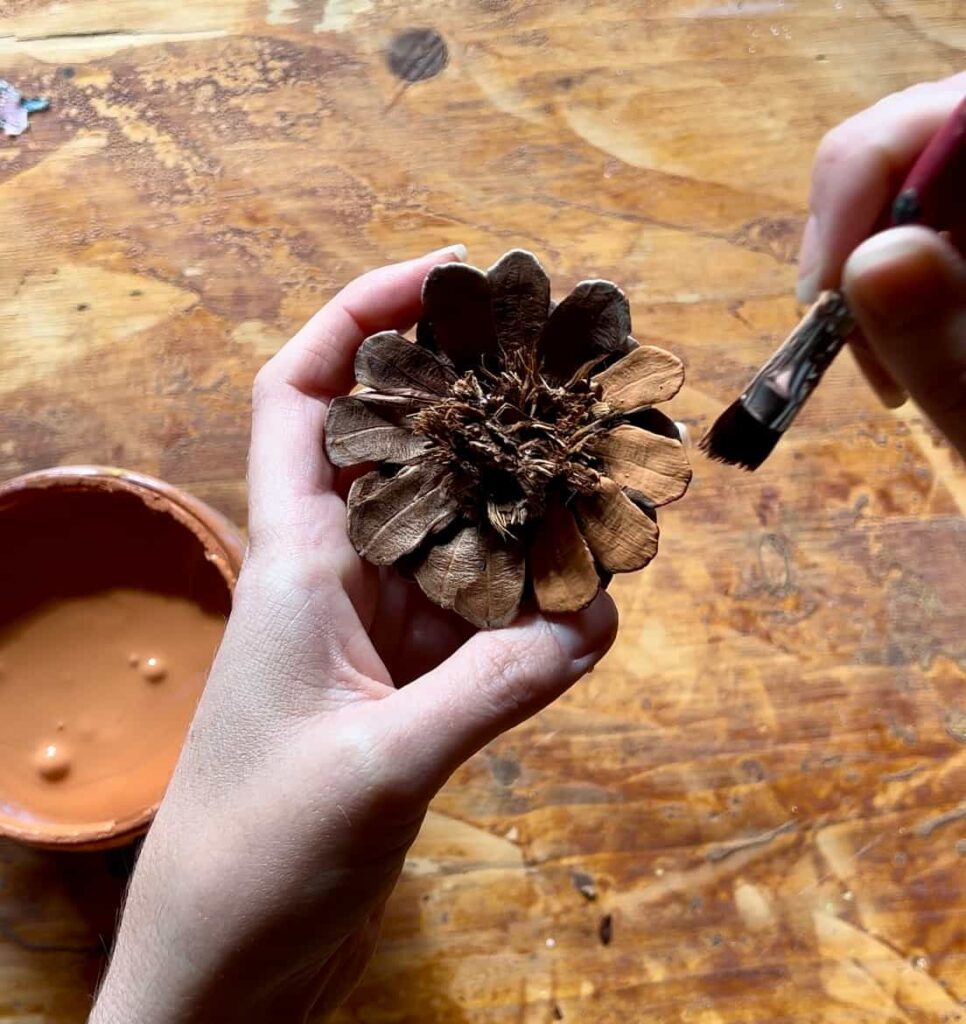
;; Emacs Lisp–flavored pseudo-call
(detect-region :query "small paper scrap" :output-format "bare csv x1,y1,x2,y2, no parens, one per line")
1,80,50,137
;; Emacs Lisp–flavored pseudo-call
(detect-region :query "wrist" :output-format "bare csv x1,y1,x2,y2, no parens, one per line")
90,836,295,1024
92,919,298,1024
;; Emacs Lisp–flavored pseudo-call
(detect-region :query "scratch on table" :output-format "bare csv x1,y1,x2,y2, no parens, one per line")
707,819,796,863
916,805,966,838
880,764,923,782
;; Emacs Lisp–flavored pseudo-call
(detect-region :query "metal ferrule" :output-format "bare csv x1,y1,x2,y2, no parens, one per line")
741,291,855,432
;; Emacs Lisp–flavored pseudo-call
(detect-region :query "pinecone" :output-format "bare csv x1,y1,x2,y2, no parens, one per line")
324,250,691,629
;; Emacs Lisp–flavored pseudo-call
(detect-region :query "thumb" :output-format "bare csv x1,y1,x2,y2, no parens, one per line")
389,593,618,793
843,226,966,456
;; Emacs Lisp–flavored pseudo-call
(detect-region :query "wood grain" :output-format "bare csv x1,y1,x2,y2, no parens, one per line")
1,1,964,1021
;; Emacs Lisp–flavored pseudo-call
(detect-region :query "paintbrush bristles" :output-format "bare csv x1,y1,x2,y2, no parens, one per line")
699,291,854,472
699,401,782,471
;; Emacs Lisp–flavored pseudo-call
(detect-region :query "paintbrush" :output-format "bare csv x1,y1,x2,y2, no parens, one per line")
700,94,966,471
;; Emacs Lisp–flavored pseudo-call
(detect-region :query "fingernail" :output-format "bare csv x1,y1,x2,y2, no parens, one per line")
846,228,925,283
796,215,821,304
867,373,908,410
435,243,467,261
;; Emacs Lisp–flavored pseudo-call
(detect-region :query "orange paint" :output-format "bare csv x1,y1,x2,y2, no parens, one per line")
0,589,224,826
0,469,239,848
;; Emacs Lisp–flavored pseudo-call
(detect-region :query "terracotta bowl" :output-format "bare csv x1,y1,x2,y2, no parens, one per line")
0,466,245,851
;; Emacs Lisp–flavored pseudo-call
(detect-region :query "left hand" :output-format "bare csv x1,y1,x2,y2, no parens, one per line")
90,246,618,1024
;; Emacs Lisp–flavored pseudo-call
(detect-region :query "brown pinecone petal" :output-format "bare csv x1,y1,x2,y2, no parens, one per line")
414,524,484,610
591,345,684,413
487,249,551,354
589,424,692,507
348,466,394,504
538,280,633,383
452,530,526,629
421,263,497,370
324,394,429,468
347,465,458,566
575,477,659,573
355,331,456,396
529,503,600,614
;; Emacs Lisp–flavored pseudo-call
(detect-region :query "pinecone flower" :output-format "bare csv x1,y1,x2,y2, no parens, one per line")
324,250,691,629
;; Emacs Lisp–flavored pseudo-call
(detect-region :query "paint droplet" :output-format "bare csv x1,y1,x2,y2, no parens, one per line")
34,742,72,781
386,27,448,83
545,936,556,948
842,889,854,902
140,656,167,682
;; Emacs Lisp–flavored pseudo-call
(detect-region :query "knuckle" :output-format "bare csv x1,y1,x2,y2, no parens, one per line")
355,725,431,827
251,362,279,408
243,513,293,564
470,639,544,721
813,126,851,179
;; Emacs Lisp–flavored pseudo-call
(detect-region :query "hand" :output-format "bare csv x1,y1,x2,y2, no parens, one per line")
90,247,618,1024
797,73,966,458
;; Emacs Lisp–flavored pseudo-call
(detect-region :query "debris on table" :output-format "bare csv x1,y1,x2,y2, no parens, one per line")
572,870,598,901
598,913,613,946
1,80,50,137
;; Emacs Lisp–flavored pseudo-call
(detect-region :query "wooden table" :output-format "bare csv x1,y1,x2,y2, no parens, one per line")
1,1,964,1020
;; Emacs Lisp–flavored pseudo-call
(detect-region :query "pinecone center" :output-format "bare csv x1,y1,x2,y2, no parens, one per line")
412,368,601,534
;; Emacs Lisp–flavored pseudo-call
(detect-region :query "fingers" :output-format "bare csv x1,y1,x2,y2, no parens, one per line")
368,572,476,686
247,245,465,551
386,594,619,794
270,244,467,400
798,73,966,304
843,226,966,457
848,332,907,410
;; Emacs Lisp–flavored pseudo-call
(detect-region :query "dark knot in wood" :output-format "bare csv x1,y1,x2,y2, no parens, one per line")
386,27,449,83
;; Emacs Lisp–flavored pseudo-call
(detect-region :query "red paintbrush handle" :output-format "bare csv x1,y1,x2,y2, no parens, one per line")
891,94,966,232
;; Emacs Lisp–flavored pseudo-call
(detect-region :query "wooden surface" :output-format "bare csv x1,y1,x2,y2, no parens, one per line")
1,1,965,1020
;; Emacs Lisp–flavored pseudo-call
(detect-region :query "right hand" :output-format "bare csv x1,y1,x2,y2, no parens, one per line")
797,73,966,458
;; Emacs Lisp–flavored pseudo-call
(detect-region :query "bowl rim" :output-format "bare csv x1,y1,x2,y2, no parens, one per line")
0,465,245,851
